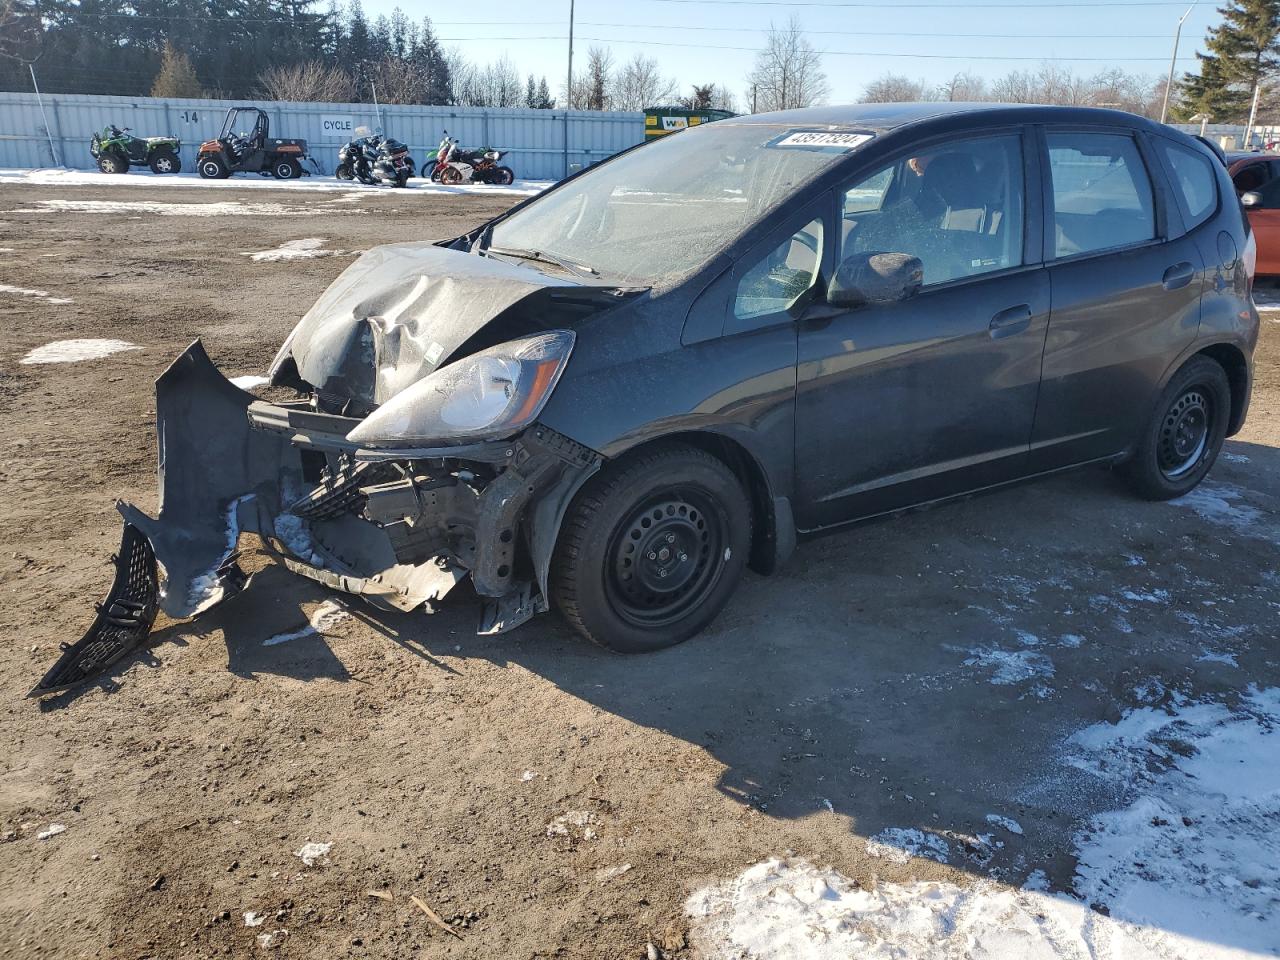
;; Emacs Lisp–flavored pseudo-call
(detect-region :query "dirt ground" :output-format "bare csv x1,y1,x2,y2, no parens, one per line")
0,180,1277,960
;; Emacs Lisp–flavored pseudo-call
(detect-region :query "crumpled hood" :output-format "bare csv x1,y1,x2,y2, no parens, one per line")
278,242,577,408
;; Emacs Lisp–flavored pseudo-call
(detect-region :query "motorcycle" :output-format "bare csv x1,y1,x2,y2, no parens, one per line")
423,132,515,186
335,134,412,188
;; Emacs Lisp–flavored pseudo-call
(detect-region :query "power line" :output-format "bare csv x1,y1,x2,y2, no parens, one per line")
582,21,1180,38
626,0,1196,6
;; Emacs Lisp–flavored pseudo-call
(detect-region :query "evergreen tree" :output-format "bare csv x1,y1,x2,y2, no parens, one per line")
525,74,538,108
1179,0,1280,120
150,41,204,98
536,76,554,109
409,16,450,104
343,0,371,64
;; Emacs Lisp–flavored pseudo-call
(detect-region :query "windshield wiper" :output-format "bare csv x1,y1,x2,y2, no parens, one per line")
485,245,599,279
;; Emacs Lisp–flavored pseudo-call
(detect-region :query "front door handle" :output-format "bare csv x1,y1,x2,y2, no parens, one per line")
989,303,1033,339
1162,261,1196,290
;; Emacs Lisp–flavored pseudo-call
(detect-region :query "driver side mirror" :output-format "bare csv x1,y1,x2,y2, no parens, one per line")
1242,191,1263,208
828,252,923,308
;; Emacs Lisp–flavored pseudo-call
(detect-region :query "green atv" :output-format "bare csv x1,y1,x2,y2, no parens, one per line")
90,125,182,175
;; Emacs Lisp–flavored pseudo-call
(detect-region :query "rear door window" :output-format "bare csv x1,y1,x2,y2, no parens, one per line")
1156,139,1218,229
1047,132,1156,258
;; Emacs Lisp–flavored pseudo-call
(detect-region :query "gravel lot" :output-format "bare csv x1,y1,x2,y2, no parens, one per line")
1,178,1278,959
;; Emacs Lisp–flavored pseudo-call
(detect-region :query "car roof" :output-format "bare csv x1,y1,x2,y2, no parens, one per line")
720,102,1169,136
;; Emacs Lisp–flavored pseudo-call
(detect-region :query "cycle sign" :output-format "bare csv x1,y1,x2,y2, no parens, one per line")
321,116,355,135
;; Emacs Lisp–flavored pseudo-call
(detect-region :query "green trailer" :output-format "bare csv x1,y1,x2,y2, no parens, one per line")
643,106,736,141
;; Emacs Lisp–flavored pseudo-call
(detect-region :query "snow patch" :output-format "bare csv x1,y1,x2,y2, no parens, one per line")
243,911,265,927
180,494,253,615
1197,649,1239,667
36,823,66,840
263,600,349,646
20,338,138,364
1222,452,1251,463
245,237,350,262
11,198,332,218
865,827,949,864
962,647,1055,686
0,283,73,305
230,374,269,389
294,840,332,866
1172,482,1264,537
985,814,1023,835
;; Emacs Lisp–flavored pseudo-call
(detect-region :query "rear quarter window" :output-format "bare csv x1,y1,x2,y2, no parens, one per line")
1157,139,1218,229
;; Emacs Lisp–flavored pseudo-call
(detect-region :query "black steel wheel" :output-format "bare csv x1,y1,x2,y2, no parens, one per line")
1123,355,1230,500
273,159,302,180
606,489,727,629
552,444,751,653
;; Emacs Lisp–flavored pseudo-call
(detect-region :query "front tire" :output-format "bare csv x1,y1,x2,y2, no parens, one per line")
335,163,354,181
1123,355,1230,500
551,444,751,653
98,151,128,174
198,155,228,179
440,166,464,185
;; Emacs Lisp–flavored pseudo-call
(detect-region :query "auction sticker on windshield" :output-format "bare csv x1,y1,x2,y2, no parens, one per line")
772,131,874,150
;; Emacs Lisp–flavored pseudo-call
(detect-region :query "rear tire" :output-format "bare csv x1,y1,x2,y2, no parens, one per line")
149,151,180,174
551,444,751,653
273,159,302,180
198,155,228,179
493,166,515,186
395,171,410,188
98,151,128,174
1123,355,1230,500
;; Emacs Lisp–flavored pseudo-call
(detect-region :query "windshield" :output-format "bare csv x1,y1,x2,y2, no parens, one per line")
487,123,864,285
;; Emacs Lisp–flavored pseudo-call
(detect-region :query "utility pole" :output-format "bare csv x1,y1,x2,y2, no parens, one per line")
1243,80,1262,150
1160,2,1196,125
28,64,60,168
564,0,575,179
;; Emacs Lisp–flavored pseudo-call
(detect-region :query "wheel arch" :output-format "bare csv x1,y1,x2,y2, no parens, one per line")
1193,342,1250,436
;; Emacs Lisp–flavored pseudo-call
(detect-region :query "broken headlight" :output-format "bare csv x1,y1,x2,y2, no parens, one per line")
345,330,575,446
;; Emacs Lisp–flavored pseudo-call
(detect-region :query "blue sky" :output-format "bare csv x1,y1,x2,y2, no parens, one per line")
361,0,1218,105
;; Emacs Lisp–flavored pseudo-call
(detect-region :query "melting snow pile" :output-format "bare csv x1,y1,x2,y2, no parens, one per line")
689,687,1280,959
1,283,73,305
20,339,138,364
1172,482,1266,537
263,600,349,646
230,374,269,389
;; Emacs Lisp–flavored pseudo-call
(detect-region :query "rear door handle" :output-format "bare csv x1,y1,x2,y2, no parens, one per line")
1162,262,1196,290
989,303,1033,339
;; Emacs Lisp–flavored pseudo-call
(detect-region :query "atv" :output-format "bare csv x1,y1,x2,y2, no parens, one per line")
90,125,182,174
196,107,319,180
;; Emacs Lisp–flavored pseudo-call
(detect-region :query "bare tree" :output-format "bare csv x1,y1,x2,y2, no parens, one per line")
939,71,988,102
368,55,422,104
0,0,41,64
585,45,613,110
256,61,355,103
611,53,678,111
746,15,829,112
858,73,937,103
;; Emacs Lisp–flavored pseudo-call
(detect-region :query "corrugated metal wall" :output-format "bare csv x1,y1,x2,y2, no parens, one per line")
0,92,645,179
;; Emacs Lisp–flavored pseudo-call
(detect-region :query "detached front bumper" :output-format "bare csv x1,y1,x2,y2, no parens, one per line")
31,341,600,696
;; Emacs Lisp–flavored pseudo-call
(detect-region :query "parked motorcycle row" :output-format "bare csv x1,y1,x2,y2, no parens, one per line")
88,118,517,188
335,130,516,188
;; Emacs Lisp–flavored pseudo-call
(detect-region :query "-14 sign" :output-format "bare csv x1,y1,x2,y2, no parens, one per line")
321,115,355,135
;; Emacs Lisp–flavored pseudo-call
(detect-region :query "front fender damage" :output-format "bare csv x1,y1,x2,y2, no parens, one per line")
31,341,601,696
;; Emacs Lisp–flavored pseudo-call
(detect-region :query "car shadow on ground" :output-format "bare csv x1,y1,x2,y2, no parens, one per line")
317,444,1274,952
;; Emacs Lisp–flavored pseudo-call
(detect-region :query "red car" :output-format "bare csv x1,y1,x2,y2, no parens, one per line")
1229,155,1280,275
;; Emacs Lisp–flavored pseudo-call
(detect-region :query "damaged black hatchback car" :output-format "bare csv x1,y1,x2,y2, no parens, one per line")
38,103,1258,694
